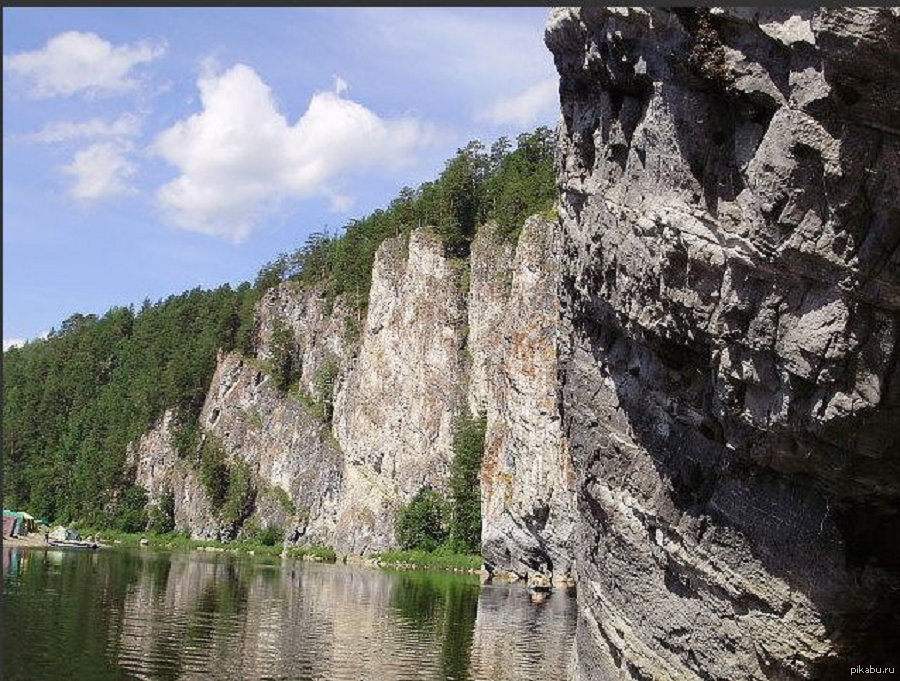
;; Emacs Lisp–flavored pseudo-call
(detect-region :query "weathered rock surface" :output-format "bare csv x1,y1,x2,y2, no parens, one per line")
131,221,578,569
199,351,343,547
256,282,357,397
471,218,578,582
547,6,899,680
131,351,343,546
128,408,223,539
332,229,469,553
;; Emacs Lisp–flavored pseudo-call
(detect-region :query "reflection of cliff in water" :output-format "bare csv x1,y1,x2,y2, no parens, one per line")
4,548,576,681
470,584,577,681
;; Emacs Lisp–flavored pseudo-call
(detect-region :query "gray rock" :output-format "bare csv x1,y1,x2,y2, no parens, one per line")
547,7,899,680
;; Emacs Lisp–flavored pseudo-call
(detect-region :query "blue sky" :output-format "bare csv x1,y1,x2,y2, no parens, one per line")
3,7,558,348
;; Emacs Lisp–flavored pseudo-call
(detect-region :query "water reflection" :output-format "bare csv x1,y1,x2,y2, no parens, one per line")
3,546,575,681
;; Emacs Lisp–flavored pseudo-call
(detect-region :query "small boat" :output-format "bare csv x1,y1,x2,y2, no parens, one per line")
47,539,99,550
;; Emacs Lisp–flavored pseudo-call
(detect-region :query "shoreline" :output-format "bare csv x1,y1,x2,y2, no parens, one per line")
6,529,485,577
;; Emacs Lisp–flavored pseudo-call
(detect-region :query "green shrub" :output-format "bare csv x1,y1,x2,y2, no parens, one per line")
198,436,230,510
314,360,339,423
257,524,284,547
270,485,296,515
284,544,337,562
116,485,149,533
396,487,449,552
147,489,176,534
171,413,200,459
222,460,255,525
270,319,299,393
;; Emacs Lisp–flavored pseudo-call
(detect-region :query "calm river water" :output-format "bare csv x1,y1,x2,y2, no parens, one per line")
2,545,576,680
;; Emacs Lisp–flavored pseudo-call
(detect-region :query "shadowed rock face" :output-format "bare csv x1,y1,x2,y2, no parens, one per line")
546,7,900,680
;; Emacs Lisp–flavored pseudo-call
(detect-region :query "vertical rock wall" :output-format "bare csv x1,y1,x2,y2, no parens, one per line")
332,230,469,553
547,7,900,680
470,218,577,582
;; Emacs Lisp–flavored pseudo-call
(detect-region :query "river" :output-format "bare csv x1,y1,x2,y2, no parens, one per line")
2,545,576,680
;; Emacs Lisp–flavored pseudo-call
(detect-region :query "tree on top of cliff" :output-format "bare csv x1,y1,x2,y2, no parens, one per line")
262,125,556,312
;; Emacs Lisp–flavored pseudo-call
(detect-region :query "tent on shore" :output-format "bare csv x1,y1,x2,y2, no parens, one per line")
3,512,20,537
3,511,24,536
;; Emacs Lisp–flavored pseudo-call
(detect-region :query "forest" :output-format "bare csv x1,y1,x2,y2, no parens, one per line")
2,127,556,528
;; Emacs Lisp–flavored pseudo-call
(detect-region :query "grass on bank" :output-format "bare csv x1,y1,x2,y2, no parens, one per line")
72,527,479,572
372,548,483,572
74,527,336,562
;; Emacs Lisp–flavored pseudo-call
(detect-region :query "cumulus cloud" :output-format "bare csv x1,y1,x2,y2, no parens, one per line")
61,142,136,202
477,78,558,128
15,113,142,144
3,31,164,98
154,64,435,242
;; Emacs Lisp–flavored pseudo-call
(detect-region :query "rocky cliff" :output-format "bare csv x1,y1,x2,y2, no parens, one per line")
131,221,573,576
471,218,577,581
547,6,899,680
130,351,343,546
332,230,468,553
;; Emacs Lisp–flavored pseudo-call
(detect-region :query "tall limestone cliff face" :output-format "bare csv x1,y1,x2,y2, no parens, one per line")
547,7,899,680
198,352,343,546
332,230,469,553
470,218,577,580
131,221,575,572
129,409,221,539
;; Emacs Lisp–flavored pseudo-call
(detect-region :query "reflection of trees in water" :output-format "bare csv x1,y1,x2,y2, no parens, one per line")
439,579,480,681
116,552,257,680
389,570,480,680
3,547,146,681
5,551,576,681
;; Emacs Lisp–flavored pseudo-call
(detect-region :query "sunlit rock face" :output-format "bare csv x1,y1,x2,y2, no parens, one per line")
131,222,579,570
199,351,344,547
255,281,355,398
547,6,900,680
331,229,469,553
470,218,577,583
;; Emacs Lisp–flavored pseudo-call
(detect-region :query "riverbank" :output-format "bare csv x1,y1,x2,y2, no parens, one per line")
367,549,483,573
64,529,483,574
71,528,337,562
2,533,49,548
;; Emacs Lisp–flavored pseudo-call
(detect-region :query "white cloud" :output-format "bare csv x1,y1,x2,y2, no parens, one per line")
478,78,558,128
3,31,164,98
61,142,136,202
15,113,142,144
154,64,436,242
3,331,47,351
